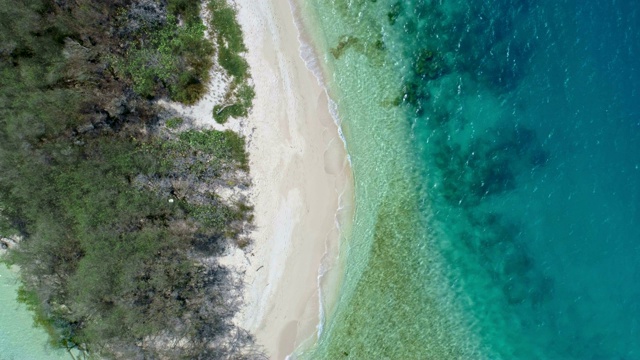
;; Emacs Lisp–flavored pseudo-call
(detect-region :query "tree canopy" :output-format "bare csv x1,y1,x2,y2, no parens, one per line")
0,0,258,358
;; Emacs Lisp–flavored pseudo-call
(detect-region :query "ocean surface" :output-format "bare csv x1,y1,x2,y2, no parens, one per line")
295,0,640,358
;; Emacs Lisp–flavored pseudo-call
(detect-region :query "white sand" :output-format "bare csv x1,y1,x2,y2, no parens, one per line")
234,0,351,358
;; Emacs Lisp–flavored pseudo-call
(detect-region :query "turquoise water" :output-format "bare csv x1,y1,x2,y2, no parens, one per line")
297,0,640,358
0,265,70,360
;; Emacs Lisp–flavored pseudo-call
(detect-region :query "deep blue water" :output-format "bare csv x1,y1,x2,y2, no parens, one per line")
398,0,640,357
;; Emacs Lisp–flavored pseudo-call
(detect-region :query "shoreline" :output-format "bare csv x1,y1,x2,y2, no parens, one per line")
139,0,352,356
234,0,352,358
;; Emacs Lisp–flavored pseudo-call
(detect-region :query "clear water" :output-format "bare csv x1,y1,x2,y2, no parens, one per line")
296,0,640,358
0,265,70,360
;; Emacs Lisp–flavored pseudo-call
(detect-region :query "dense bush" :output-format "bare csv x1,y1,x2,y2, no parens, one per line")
207,0,255,124
0,0,258,358
117,12,214,103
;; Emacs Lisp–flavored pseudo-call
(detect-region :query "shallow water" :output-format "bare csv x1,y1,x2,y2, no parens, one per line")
296,0,640,358
0,265,70,360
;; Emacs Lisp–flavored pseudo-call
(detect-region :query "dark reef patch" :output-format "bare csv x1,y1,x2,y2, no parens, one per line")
330,35,360,59
387,2,402,26
380,0,554,342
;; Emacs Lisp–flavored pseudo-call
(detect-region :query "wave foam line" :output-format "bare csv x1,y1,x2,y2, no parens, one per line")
286,0,354,353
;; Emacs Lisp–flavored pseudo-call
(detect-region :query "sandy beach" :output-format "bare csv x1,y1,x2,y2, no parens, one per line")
163,0,351,357
234,0,350,358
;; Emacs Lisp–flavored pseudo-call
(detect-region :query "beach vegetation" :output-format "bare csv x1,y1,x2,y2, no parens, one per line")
165,117,185,129
0,0,259,358
207,0,255,124
115,5,214,104
208,0,249,78
213,82,255,124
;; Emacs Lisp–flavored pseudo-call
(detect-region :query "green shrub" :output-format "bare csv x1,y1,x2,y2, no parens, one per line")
117,14,213,103
207,0,250,80
213,103,245,124
213,83,255,124
0,1,255,357
166,117,184,129
178,129,248,168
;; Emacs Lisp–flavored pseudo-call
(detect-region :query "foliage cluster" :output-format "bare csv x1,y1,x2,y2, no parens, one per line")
165,116,185,129
0,0,258,358
213,82,255,124
116,10,214,104
111,0,226,104
207,0,255,124
178,129,248,168
208,0,249,78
